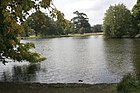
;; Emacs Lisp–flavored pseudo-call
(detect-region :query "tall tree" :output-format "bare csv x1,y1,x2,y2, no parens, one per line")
103,4,133,38
132,0,140,34
0,0,65,64
71,11,91,34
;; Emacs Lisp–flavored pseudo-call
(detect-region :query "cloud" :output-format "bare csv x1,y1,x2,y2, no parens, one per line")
63,0,106,12
53,0,137,25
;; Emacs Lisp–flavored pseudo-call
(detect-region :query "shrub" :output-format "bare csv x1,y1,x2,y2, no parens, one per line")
117,74,140,93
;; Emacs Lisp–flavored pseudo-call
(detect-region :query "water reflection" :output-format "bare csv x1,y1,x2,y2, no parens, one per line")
104,39,135,82
132,39,140,77
1,64,40,82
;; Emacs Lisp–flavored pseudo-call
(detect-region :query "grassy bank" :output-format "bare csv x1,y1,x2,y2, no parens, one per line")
66,32,103,37
0,82,117,93
18,32,103,39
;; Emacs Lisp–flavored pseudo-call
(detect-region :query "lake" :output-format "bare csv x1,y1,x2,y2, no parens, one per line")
0,35,140,84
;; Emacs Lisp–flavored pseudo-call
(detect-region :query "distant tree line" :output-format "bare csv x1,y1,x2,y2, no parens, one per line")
21,11,66,37
22,1,140,39
92,24,102,33
21,10,102,37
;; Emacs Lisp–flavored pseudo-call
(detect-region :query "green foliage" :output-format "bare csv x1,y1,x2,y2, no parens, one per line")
103,4,134,38
25,11,50,36
117,74,140,93
21,21,33,37
132,0,140,34
79,27,85,34
0,0,65,64
23,11,67,36
71,11,91,34
92,24,102,33
11,42,46,63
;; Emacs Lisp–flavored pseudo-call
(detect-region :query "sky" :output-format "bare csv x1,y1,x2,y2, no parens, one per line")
53,0,137,26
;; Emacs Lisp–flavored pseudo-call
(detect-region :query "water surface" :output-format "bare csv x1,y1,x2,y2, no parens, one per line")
0,36,139,84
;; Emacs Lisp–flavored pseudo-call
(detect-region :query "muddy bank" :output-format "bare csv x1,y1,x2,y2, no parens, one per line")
0,82,117,93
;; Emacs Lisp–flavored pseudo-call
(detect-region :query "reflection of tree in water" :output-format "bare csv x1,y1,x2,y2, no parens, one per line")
104,39,135,75
2,64,40,82
1,72,11,81
132,39,140,78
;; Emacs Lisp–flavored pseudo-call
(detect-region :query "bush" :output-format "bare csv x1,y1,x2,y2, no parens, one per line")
117,74,140,93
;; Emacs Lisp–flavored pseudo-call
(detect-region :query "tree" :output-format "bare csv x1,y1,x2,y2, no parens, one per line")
55,21,64,35
103,4,133,38
71,11,91,34
132,0,140,34
0,0,65,64
26,11,51,37
92,24,102,33
25,11,67,36
45,19,57,35
21,21,32,37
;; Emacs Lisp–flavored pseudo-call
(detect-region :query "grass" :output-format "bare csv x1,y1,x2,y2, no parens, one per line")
65,32,103,37
17,35,41,39
18,32,104,39
117,74,140,93
0,82,117,93
0,80,139,93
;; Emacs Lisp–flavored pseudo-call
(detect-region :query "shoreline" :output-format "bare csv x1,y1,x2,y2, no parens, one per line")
18,32,104,39
0,82,117,93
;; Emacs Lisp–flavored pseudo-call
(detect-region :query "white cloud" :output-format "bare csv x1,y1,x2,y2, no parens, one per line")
53,0,137,25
